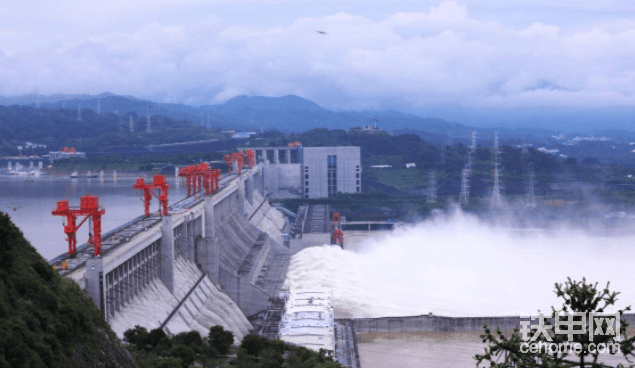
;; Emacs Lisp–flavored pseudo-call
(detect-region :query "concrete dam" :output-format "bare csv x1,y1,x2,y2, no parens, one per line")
50,162,292,342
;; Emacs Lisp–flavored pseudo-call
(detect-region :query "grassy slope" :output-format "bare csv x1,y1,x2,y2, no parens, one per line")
0,211,136,368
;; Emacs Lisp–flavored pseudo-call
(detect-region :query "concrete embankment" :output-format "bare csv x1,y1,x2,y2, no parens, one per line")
353,313,635,333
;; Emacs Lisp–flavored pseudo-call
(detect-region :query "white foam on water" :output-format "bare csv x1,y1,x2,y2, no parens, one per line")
286,209,635,318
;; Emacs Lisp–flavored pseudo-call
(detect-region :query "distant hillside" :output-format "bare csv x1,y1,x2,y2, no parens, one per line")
1,93,471,136
0,105,220,156
0,211,136,367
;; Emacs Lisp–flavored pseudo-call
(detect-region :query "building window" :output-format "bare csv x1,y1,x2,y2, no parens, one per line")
305,188,309,193
327,155,338,196
305,194,309,199
328,155,338,168
357,180,360,185
305,174,309,179
356,173,360,178
357,186,360,192
305,181,309,187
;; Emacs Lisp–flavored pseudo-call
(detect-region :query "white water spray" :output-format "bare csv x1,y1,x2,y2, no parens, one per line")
286,208,635,318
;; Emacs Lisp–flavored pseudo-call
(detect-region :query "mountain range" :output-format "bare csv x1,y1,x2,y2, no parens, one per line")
1,93,634,146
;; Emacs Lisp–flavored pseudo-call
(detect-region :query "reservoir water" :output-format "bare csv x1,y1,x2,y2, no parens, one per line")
0,175,189,260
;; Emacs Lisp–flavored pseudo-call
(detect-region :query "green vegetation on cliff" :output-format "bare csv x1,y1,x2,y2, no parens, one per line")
0,211,136,368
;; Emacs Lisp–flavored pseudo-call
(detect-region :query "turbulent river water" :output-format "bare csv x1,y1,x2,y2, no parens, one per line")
286,209,635,318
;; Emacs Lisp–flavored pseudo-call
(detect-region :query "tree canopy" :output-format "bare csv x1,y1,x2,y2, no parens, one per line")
476,277,635,367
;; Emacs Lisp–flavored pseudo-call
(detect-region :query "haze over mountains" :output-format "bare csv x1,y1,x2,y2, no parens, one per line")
2,93,632,142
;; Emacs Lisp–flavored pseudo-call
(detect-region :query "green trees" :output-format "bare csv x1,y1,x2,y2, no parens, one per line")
169,345,196,367
208,325,234,355
123,326,346,368
240,334,268,357
475,277,635,367
0,211,135,368
234,336,343,368
124,325,235,367
123,326,149,348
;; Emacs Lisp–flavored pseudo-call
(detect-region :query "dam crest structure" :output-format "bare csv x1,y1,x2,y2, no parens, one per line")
50,161,291,341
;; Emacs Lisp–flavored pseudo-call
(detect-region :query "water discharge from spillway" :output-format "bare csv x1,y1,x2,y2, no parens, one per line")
286,209,635,318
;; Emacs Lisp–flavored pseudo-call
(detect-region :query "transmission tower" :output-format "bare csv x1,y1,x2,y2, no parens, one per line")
458,131,476,206
427,170,437,203
97,98,102,114
490,130,503,208
526,162,537,208
129,115,134,133
467,130,477,170
200,112,204,126
77,104,82,121
207,112,211,131
146,106,152,133
459,168,470,205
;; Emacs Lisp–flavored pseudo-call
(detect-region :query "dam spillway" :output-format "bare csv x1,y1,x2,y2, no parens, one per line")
49,163,292,341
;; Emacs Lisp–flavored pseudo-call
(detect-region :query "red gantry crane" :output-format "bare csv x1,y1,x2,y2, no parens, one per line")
244,149,256,168
332,212,341,228
133,174,170,217
52,194,106,256
332,211,343,248
224,152,245,174
332,229,344,248
178,165,197,196
179,164,221,197
202,166,221,195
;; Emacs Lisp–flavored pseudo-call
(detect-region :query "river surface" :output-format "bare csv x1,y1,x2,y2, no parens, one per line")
357,331,634,368
0,175,188,260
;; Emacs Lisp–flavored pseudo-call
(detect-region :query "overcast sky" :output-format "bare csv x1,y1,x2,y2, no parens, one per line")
2,0,635,116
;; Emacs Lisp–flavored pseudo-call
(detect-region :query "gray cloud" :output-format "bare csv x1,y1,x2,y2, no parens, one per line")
2,1,635,113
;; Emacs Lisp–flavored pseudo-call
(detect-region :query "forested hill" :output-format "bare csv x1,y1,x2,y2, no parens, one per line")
0,105,217,156
3,93,467,136
0,211,136,367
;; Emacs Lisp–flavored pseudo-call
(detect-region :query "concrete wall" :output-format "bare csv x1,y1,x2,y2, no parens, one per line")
239,146,361,199
267,163,302,198
219,266,272,317
303,146,361,199
353,314,635,333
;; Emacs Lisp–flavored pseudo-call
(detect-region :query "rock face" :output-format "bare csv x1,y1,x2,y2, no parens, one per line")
0,211,136,368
